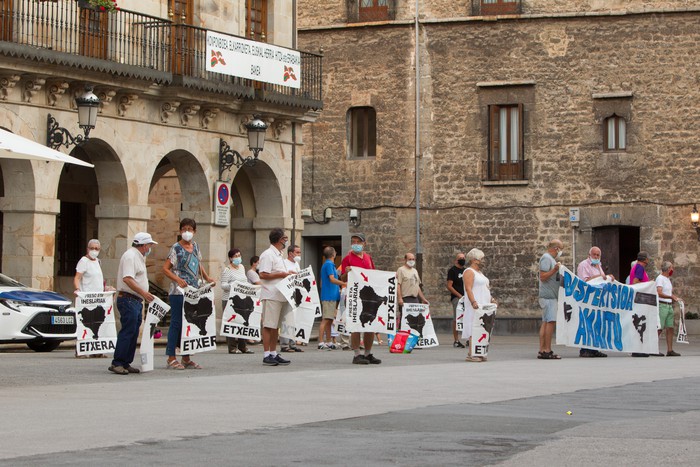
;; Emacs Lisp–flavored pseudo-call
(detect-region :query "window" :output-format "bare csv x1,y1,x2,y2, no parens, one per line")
358,0,389,22
481,0,521,16
348,107,376,159
487,104,524,180
246,0,267,42
604,115,626,151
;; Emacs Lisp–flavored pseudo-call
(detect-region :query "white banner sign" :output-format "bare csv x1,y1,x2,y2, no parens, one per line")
677,300,689,344
556,266,659,354
401,303,439,348
220,281,263,341
345,267,397,333
206,31,301,88
75,291,116,356
470,303,497,358
280,305,315,344
139,297,170,372
455,296,465,332
180,284,217,354
335,289,351,336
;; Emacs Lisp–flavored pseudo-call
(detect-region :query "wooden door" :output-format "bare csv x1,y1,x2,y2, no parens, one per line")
79,9,109,59
593,226,640,282
0,0,13,42
170,0,194,75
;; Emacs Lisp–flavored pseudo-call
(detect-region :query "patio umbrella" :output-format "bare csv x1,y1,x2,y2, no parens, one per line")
0,128,94,168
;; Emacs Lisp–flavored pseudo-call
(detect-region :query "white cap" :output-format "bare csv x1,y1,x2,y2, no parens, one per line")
133,232,157,245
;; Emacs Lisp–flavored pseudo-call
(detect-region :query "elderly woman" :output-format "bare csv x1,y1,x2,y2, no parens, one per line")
220,248,253,354
462,248,495,362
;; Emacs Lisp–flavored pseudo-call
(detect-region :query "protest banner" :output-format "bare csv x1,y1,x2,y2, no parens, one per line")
275,266,320,343
677,300,689,344
221,281,262,342
75,291,116,356
139,297,170,372
469,303,497,358
180,283,217,354
335,289,351,336
455,296,465,332
400,303,439,348
345,267,397,333
556,265,659,354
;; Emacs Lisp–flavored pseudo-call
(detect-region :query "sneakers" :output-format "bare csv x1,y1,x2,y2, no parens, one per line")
352,355,369,365
453,341,466,348
328,343,337,350
108,365,128,375
365,354,382,364
667,350,681,356
262,355,278,366
274,354,291,365
318,343,332,350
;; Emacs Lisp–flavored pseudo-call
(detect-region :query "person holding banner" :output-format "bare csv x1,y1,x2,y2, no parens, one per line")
630,251,656,357
656,261,681,357
221,248,253,354
110,232,157,375
163,218,216,370
340,233,382,365
576,246,611,358
446,252,467,348
319,246,346,350
462,248,495,362
396,252,429,330
538,239,563,360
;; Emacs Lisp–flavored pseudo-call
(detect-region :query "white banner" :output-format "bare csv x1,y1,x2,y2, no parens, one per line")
455,296,465,332
275,266,320,343
220,281,263,342
75,291,116,356
677,300,689,344
345,267,397,333
556,266,659,354
470,303,497,358
180,284,217,354
335,289,351,336
206,31,301,88
280,304,315,344
401,303,439,348
139,298,170,372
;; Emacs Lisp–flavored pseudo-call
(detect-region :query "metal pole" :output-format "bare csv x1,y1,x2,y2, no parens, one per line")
415,0,422,273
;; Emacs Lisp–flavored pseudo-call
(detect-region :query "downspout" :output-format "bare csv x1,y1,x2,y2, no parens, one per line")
291,0,297,241
415,0,422,272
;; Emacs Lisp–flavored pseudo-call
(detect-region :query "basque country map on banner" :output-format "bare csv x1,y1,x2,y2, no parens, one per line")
275,266,319,343
180,283,217,354
139,297,170,372
556,265,659,354
401,303,439,348
221,281,263,342
75,291,116,356
470,303,497,358
345,267,397,333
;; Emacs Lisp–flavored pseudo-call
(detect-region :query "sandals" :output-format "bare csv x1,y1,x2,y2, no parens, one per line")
166,359,185,370
280,346,295,353
182,360,202,369
537,351,561,360
228,348,242,354
465,356,484,362
242,349,255,354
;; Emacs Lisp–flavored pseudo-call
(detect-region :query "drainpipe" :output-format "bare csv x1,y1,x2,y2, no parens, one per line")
414,0,422,274
291,0,297,242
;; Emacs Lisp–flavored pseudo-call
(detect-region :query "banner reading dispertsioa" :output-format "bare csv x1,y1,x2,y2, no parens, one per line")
221,281,263,342
556,265,659,354
139,297,170,372
345,267,397,333
180,284,217,354
401,303,439,348
75,291,116,356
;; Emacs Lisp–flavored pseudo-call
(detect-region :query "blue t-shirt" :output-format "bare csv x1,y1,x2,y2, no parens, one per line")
320,259,340,301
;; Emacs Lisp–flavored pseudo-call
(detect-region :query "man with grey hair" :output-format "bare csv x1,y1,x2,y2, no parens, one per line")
655,261,681,356
576,246,610,358
538,239,563,359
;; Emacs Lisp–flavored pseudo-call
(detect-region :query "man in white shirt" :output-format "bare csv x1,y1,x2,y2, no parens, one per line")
655,261,681,357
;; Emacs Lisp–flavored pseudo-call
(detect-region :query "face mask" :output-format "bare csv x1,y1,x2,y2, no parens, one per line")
181,231,194,242
351,244,363,253
144,248,152,258
556,250,562,259
294,256,301,263
669,270,674,277
88,249,100,259
231,258,242,266
590,258,600,265
406,260,416,268
457,259,466,267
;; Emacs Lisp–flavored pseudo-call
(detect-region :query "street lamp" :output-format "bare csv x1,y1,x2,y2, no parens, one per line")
47,85,100,150
691,204,700,240
219,115,269,179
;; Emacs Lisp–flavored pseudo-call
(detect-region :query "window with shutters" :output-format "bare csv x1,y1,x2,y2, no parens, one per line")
486,104,525,181
347,107,376,159
246,0,267,42
604,115,626,152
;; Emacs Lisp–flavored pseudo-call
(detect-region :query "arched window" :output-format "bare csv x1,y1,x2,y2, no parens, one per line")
347,107,377,159
604,115,626,151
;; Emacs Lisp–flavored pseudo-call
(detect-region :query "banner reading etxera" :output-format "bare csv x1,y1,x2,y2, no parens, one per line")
75,291,116,356
139,297,170,372
401,303,439,348
556,266,659,354
180,284,217,354
345,267,397,333
221,281,262,342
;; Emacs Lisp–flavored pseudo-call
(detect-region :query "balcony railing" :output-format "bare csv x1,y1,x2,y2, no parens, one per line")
0,0,322,109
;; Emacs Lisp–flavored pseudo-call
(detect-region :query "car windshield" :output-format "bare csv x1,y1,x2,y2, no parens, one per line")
0,273,25,288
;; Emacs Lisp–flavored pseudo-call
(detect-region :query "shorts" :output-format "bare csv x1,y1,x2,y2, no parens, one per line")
262,300,292,329
658,302,674,329
539,298,557,323
321,300,338,320
451,297,461,318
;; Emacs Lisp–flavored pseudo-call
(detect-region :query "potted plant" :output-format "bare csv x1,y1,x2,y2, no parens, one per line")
683,310,700,336
77,0,119,12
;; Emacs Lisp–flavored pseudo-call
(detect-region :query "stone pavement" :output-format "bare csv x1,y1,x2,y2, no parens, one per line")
1,334,699,465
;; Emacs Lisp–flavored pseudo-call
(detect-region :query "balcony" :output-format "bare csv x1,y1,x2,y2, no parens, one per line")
0,0,322,110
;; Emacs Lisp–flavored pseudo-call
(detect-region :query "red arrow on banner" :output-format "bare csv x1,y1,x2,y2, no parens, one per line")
106,306,112,315
457,314,463,321
305,296,311,302
378,316,385,325
426,313,430,319
478,333,487,342
227,315,236,322
360,272,368,282
256,300,261,306
186,325,191,337
82,329,87,339
312,280,316,285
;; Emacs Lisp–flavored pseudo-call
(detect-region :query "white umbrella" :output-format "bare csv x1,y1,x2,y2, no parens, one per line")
0,128,94,168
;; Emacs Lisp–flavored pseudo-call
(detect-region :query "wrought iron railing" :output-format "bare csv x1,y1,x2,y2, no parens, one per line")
0,1,322,108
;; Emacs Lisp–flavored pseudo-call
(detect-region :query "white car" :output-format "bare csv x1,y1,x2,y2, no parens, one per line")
0,273,76,352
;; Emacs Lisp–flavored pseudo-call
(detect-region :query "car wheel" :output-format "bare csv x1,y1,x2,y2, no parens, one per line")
26,340,63,352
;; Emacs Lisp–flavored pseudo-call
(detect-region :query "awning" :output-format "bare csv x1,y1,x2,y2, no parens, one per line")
0,128,94,168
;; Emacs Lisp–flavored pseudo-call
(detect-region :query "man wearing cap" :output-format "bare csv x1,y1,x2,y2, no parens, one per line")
109,232,156,375
340,233,381,365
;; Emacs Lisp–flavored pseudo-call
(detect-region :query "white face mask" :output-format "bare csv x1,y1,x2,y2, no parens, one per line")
406,260,416,268
294,255,301,263
556,250,562,259
88,249,100,259
181,231,194,242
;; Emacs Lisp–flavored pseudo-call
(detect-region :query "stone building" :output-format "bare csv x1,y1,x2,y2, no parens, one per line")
0,0,322,297
297,0,700,319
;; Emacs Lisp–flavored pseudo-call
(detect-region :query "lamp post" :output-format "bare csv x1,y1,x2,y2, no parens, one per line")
47,85,100,150
219,115,269,180
691,204,700,240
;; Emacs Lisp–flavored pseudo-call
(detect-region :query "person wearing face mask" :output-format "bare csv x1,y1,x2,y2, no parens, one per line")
655,261,681,357
109,232,157,375
576,246,611,358
396,252,429,330
220,248,253,354
462,248,496,362
247,256,261,285
446,252,467,348
280,244,304,352
538,239,563,360
163,218,216,370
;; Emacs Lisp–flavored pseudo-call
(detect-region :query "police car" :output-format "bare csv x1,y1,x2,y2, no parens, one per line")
0,273,76,352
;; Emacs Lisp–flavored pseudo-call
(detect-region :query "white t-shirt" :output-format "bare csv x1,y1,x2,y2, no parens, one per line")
655,274,673,303
259,244,287,301
117,247,149,297
76,256,104,292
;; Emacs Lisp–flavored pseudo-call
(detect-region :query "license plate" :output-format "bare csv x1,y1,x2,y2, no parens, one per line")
51,315,74,325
